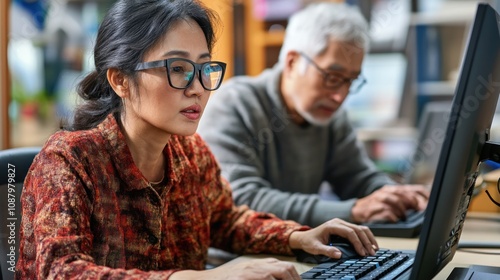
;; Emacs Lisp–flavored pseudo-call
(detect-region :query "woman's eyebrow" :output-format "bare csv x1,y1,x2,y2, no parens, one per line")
199,53,212,60
161,50,212,60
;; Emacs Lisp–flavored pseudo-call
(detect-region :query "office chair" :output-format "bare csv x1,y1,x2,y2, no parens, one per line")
0,147,41,280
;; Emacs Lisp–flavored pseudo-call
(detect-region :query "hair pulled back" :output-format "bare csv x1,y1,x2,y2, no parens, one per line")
68,0,218,130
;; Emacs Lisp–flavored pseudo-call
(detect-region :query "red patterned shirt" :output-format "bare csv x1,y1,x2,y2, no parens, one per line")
16,114,308,279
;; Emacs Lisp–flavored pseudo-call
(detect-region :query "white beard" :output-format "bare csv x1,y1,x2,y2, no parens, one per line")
296,106,335,126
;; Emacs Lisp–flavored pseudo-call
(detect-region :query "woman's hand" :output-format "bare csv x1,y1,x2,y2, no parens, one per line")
288,218,378,260
170,258,301,280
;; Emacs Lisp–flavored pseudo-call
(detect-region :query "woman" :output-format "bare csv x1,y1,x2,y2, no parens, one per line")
16,0,377,279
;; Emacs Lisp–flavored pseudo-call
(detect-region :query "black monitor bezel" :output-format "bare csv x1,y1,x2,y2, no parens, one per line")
410,3,500,279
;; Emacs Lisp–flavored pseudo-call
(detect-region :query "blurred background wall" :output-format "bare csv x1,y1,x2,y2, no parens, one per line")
2,0,500,178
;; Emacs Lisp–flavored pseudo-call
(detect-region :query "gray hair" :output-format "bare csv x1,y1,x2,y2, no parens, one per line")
278,2,369,65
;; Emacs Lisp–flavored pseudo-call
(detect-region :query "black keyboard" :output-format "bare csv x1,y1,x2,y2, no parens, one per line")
300,249,414,280
363,210,426,238
404,210,426,223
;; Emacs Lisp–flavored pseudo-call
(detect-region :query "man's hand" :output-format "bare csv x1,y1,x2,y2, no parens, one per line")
351,184,430,223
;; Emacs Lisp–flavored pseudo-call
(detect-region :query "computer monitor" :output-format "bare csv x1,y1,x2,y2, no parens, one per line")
344,52,408,128
402,101,451,186
409,3,500,279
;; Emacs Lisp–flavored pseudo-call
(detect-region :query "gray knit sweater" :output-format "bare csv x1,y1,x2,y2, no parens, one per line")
198,65,393,227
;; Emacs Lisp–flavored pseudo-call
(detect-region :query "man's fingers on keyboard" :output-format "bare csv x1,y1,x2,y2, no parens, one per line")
402,184,431,198
382,196,408,218
367,211,399,223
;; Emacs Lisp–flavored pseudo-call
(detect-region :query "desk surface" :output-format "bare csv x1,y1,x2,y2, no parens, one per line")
235,212,500,280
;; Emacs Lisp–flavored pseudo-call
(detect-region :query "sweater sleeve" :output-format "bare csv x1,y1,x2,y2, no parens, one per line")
199,79,375,227
324,110,395,199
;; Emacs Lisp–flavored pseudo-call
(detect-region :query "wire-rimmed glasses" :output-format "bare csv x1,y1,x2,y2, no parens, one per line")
299,52,366,94
135,58,226,91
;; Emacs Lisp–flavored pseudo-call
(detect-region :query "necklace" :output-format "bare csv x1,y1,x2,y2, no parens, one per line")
149,171,165,185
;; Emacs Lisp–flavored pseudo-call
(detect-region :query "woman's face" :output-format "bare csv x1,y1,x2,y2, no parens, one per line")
124,19,212,137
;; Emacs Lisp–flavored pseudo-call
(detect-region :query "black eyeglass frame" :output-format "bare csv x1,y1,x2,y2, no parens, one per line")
299,52,366,93
135,57,227,91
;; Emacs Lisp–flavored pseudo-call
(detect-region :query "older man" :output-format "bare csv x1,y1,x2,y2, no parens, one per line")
198,2,428,227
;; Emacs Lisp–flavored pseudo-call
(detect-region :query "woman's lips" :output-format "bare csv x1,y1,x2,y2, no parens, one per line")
180,104,202,120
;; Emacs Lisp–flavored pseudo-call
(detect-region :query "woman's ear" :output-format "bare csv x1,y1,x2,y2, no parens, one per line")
107,68,130,98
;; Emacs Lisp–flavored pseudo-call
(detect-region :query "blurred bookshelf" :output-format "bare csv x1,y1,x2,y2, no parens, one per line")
2,0,234,149
409,1,477,126
1,0,497,152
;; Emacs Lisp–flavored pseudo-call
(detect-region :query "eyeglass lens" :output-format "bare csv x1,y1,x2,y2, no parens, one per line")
167,60,224,90
324,75,364,92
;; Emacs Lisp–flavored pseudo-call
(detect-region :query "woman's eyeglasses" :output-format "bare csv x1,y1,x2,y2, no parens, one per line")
299,52,366,94
135,58,226,91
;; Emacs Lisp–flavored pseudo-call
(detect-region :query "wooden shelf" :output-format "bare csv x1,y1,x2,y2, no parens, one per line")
242,0,290,75
263,31,285,46
201,0,234,79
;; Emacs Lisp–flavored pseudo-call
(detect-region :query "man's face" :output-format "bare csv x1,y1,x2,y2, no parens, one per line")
283,40,365,126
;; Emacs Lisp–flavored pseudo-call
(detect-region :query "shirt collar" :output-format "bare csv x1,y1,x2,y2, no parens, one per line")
97,114,185,192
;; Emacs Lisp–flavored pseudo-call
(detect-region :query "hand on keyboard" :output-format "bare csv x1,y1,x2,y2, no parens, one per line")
289,218,378,263
299,249,415,280
351,184,429,223
294,235,363,264
365,210,426,225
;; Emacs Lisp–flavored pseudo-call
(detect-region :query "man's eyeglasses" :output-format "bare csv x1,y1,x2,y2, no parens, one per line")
135,58,226,91
299,52,366,94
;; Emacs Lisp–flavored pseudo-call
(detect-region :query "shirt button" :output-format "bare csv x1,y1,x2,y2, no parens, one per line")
148,234,159,244
148,193,161,207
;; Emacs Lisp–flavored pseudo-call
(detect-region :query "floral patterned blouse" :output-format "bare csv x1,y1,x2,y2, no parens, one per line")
16,114,308,279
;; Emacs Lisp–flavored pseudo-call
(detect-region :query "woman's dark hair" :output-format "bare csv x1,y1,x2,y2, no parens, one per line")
66,0,219,130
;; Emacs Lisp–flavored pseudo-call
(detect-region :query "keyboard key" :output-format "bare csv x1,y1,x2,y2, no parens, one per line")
300,249,414,280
